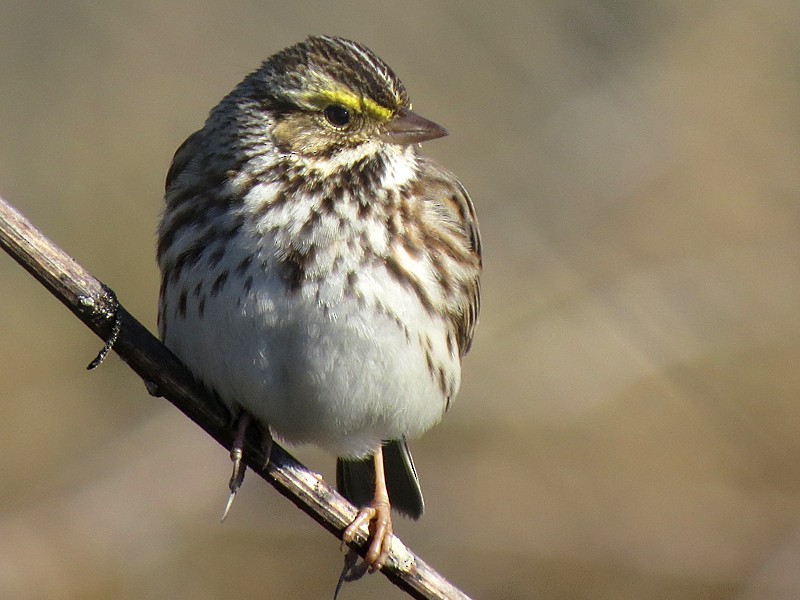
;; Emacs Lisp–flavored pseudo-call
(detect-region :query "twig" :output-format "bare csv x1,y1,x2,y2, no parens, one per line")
0,193,473,600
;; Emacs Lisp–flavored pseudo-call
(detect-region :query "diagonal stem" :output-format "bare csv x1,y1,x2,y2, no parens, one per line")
0,193,473,600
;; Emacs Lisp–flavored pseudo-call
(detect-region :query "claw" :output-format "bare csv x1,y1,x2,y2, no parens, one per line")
260,430,273,470
340,445,394,572
342,501,393,571
221,413,251,522
221,488,239,523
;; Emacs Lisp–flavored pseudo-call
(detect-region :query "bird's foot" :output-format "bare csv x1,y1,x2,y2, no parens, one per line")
342,499,393,572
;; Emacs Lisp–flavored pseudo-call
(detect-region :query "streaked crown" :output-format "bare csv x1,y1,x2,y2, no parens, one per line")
250,35,410,122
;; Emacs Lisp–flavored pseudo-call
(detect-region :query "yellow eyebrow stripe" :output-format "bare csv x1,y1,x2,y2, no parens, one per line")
312,89,394,121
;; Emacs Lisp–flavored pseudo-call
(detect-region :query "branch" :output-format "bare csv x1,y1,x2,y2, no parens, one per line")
0,193,472,600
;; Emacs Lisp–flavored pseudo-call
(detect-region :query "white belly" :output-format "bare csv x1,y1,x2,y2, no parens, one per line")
162,262,458,458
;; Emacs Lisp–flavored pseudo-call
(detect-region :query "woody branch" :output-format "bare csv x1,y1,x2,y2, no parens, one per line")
0,193,472,600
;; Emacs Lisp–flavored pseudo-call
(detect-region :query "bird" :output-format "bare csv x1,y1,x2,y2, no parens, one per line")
156,35,481,572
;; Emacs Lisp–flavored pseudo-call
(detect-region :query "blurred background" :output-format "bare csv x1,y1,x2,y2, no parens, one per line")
2,1,800,598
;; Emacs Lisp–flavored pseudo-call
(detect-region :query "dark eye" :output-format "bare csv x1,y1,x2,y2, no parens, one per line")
323,104,352,128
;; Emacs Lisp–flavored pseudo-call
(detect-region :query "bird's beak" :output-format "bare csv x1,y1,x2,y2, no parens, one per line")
379,107,448,146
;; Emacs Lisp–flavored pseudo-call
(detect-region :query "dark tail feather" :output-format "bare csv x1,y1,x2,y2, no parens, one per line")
336,438,424,520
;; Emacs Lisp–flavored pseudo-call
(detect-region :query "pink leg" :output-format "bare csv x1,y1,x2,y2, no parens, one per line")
342,446,393,571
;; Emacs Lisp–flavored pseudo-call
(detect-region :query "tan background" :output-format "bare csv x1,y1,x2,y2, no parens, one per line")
2,1,800,598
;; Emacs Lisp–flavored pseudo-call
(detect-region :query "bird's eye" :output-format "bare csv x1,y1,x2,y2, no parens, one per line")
323,104,352,128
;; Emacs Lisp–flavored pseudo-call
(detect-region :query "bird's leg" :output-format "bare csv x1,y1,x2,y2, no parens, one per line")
342,445,393,572
222,412,251,522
